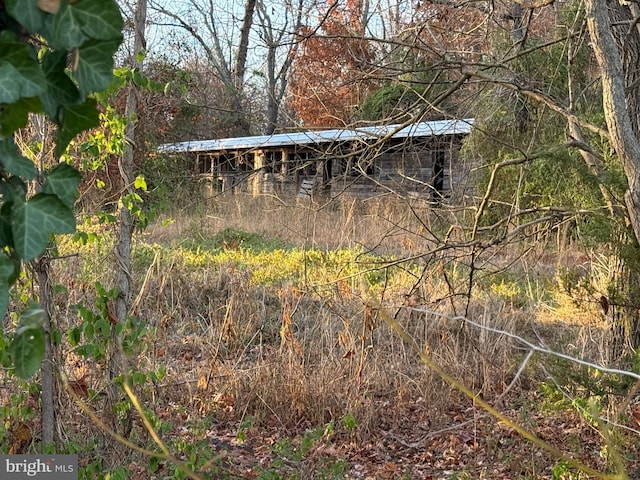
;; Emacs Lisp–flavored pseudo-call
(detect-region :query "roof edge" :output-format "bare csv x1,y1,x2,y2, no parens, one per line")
157,118,475,154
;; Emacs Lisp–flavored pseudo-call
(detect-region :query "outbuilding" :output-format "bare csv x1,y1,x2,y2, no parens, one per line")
157,118,473,199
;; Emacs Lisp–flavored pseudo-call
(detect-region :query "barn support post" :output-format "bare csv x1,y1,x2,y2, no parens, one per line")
252,150,265,196
280,149,288,175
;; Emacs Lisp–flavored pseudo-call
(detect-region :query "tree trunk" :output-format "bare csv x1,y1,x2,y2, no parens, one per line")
31,115,56,448
265,42,278,135
585,0,640,356
35,257,55,447
585,0,640,237
257,0,304,135
234,0,256,91
108,0,147,404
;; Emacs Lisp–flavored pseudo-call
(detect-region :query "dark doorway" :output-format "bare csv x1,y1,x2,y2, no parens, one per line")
431,151,445,200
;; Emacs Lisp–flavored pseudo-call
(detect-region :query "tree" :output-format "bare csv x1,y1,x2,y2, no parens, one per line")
584,3,640,244
582,0,640,352
0,0,123,375
256,0,308,134
148,0,311,136
105,0,148,409
149,0,257,135
288,0,380,127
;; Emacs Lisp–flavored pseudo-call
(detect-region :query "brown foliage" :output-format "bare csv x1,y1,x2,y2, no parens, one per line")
288,1,380,127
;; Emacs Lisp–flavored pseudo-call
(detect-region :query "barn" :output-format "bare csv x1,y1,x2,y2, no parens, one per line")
157,118,473,199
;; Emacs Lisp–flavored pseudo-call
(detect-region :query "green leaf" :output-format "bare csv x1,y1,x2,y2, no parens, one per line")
5,0,47,33
0,32,47,104
12,327,45,378
0,136,37,179
11,193,76,261
19,302,45,328
0,176,28,203
43,163,81,208
56,97,100,157
134,175,147,191
74,39,120,98
50,0,88,49
68,327,80,346
41,50,81,123
74,0,124,41
0,251,18,319
11,305,45,379
0,97,43,136
0,203,14,249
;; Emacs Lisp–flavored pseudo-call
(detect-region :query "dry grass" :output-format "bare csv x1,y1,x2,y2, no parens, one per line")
3,194,634,477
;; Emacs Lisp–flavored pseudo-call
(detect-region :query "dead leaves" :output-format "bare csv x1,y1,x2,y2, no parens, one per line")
67,377,89,398
8,422,32,455
106,299,119,325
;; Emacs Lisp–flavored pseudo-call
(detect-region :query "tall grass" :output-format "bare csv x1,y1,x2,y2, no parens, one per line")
3,193,625,476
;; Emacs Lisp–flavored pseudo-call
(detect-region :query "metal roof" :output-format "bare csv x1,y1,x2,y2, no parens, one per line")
157,118,474,154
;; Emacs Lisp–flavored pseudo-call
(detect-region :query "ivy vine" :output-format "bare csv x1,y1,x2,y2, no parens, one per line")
0,0,124,378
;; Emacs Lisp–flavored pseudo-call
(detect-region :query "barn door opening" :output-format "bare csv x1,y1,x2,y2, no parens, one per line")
431,150,445,200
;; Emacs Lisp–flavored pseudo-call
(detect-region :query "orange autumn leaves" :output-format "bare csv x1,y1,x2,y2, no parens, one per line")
288,0,378,128
288,0,560,128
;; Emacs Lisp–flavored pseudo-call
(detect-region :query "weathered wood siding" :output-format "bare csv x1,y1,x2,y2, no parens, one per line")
192,134,466,199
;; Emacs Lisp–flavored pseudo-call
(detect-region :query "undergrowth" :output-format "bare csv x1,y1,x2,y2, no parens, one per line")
1,196,637,479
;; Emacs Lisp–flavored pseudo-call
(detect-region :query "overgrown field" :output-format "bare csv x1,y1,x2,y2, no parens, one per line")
2,195,639,479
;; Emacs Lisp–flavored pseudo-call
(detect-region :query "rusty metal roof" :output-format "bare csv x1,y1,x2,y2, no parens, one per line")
157,118,474,154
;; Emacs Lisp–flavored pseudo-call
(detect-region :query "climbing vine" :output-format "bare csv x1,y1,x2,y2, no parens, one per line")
0,0,123,378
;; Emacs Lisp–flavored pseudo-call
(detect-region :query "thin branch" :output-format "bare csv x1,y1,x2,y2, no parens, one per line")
472,142,579,239
495,350,534,402
61,375,207,480
467,69,610,140
379,306,630,480
403,307,640,382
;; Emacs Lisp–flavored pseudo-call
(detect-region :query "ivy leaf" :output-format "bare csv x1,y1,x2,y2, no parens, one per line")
0,97,43,136
5,0,47,33
0,137,37,180
0,33,47,104
11,193,76,261
74,0,124,41
0,251,19,319
11,305,45,379
56,97,100,157
0,176,28,205
41,50,80,123
134,175,147,191
43,163,81,208
74,39,120,98
0,203,14,250
50,0,88,49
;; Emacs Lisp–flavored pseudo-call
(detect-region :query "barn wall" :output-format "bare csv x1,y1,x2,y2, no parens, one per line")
193,135,467,199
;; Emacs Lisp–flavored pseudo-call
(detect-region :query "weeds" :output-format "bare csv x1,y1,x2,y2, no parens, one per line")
1,195,638,478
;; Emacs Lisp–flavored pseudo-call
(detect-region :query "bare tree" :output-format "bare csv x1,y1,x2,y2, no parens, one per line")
148,0,257,134
148,0,318,135
255,0,307,134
